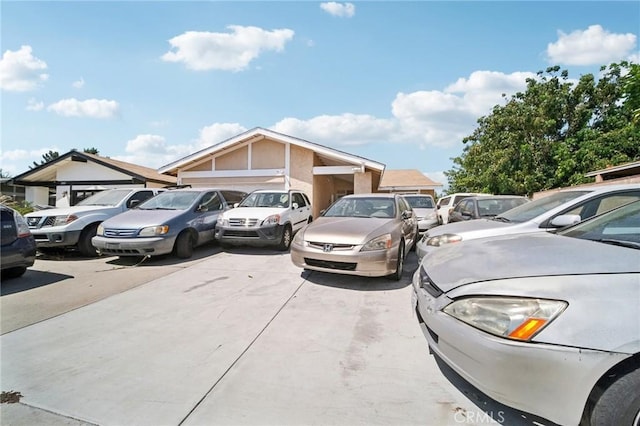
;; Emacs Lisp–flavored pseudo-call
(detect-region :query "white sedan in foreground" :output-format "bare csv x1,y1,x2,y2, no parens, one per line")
412,200,640,426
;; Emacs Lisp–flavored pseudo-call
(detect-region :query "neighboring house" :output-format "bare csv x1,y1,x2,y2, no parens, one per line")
9,150,176,207
1,178,26,203
158,128,386,218
533,160,640,200
377,169,443,198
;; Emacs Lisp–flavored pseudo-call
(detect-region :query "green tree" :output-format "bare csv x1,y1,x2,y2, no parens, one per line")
83,147,99,154
0,169,11,178
30,150,60,169
446,62,640,196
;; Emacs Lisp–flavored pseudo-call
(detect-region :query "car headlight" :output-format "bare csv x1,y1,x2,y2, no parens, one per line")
262,214,280,226
217,216,228,226
52,215,78,226
138,225,169,237
426,233,462,247
443,297,568,341
96,224,104,236
361,233,392,251
292,230,305,246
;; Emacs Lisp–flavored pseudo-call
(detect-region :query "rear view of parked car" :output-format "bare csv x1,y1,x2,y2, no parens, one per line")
436,192,491,225
92,189,247,259
1,205,37,278
403,194,438,233
448,195,529,223
290,193,418,280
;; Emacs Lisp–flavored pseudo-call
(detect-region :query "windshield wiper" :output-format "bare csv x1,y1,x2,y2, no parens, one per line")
596,239,640,249
492,216,511,222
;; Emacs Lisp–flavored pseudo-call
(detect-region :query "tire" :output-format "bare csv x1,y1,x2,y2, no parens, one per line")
389,241,405,281
78,224,99,257
3,266,27,279
174,231,194,259
589,367,640,426
278,225,292,251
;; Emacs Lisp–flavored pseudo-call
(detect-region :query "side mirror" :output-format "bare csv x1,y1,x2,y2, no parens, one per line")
461,211,472,218
292,202,299,210
402,210,413,219
128,199,140,208
550,214,582,228
197,204,208,212
233,203,240,208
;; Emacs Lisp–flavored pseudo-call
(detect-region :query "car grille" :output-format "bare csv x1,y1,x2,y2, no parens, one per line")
103,229,138,238
26,216,55,228
224,230,260,238
229,218,259,227
307,242,355,251
100,248,146,255
304,258,357,271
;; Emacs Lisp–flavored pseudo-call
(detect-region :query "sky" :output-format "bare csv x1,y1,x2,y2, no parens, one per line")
1,1,639,189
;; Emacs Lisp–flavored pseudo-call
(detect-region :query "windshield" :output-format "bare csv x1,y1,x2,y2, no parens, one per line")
324,197,396,218
138,191,200,210
477,197,528,217
560,200,640,249
405,196,434,209
76,189,133,206
497,190,590,223
239,192,289,208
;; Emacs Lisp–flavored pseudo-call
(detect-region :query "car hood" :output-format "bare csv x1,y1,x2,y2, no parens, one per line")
25,205,118,217
222,207,285,219
412,208,435,217
101,208,186,228
423,232,640,292
301,216,394,244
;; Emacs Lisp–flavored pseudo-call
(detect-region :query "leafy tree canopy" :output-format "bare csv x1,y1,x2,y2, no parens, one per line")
30,150,60,169
446,62,640,197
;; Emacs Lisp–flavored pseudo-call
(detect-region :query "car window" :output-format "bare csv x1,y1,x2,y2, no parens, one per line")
200,192,222,211
76,189,133,206
438,197,450,208
561,200,640,247
452,195,471,205
221,191,247,205
138,191,200,210
405,196,434,209
564,193,640,220
126,190,155,208
292,192,306,207
499,190,591,223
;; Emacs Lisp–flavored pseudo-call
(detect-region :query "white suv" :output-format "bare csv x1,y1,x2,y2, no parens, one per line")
215,189,312,250
436,192,491,224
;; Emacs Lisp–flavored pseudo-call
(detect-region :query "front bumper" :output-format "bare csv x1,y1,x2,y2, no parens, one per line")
411,276,630,426
215,223,284,246
92,235,176,257
416,218,438,233
31,228,82,248
290,241,399,277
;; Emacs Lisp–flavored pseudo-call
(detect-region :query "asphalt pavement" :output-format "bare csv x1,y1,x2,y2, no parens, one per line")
1,246,496,426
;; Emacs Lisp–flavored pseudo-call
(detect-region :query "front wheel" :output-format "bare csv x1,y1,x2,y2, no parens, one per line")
588,367,640,426
174,231,194,258
389,241,405,281
78,224,99,257
278,225,292,251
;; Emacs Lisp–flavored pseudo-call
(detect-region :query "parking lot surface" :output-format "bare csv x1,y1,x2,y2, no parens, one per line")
1,246,494,425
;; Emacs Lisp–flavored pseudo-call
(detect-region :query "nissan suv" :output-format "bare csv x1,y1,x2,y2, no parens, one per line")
215,189,312,250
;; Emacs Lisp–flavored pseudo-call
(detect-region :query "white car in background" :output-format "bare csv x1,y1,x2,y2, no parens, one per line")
417,183,640,261
436,192,490,224
215,189,312,250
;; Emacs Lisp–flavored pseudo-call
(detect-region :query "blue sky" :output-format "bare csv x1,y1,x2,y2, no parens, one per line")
1,1,639,189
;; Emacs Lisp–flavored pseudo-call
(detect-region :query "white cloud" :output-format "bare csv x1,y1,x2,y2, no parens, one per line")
26,98,44,111
320,2,356,18
72,77,85,88
547,25,637,66
116,134,193,169
0,147,60,175
161,26,295,71
0,45,49,92
197,123,247,148
47,98,119,118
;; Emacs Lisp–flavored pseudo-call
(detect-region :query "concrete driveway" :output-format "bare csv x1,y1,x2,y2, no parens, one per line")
1,246,494,425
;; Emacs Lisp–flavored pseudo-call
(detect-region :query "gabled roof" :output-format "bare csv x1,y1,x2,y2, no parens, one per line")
585,160,640,179
379,169,442,190
158,127,385,174
10,150,176,186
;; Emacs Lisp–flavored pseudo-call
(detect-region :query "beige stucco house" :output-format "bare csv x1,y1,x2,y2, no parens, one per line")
158,128,387,218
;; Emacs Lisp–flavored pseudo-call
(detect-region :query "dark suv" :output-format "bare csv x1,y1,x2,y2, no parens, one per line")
1,205,37,278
